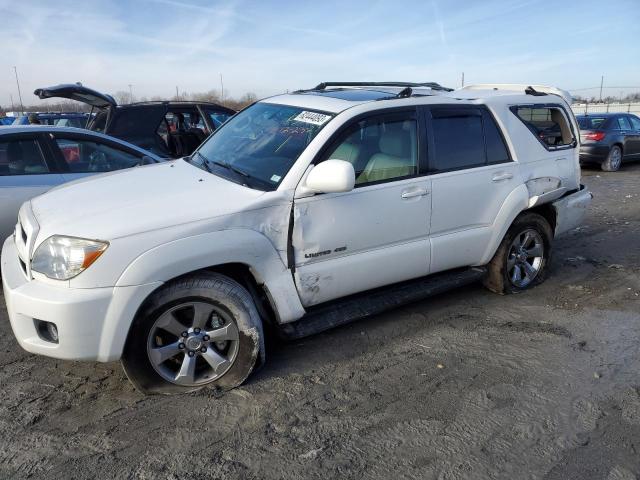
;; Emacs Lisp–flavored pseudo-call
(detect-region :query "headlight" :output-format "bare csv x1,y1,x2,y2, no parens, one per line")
31,236,108,280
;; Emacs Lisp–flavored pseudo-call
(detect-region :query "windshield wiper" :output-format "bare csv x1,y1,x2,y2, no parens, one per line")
191,150,252,187
190,151,212,173
210,160,250,178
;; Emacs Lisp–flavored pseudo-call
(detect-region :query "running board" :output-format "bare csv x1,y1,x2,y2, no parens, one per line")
278,267,486,340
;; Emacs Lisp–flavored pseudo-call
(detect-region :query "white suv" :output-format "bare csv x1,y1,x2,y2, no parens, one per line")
1,82,592,394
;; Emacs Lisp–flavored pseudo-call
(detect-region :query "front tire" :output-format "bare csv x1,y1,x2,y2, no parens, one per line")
483,213,553,294
122,272,265,395
601,145,622,172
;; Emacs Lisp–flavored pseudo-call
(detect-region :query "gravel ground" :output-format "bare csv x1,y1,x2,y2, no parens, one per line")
1,165,639,480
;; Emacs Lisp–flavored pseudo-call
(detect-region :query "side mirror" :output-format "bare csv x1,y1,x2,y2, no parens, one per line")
139,155,155,166
303,159,355,194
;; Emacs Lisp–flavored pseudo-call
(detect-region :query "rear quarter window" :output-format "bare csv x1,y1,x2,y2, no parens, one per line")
511,105,575,150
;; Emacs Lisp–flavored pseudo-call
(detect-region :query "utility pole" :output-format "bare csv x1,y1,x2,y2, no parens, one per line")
461,72,465,87
220,73,224,101
13,66,24,113
599,75,604,103
175,86,179,100
10,94,15,111
128,84,133,103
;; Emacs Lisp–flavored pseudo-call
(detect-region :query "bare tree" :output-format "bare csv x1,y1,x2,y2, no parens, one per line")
190,90,222,103
113,91,134,105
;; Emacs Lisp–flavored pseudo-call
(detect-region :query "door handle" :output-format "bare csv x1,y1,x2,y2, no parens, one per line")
492,172,513,182
401,188,429,199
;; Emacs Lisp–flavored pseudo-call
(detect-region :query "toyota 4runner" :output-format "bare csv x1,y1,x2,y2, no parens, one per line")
2,82,592,394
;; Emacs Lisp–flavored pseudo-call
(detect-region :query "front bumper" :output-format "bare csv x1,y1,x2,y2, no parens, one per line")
2,236,162,362
579,144,609,163
552,185,593,237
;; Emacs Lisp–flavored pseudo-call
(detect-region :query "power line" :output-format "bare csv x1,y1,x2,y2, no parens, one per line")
569,86,640,91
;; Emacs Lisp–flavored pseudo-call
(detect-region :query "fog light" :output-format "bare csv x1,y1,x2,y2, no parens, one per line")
35,320,59,344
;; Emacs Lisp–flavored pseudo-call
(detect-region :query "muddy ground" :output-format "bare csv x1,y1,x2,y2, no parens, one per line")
1,165,639,480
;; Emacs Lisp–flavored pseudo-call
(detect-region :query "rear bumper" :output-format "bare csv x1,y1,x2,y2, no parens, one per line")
552,185,592,237
2,236,162,362
579,144,609,163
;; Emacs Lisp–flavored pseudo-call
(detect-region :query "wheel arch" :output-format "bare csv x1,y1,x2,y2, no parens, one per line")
527,203,557,234
478,184,529,265
121,271,266,394
101,229,305,361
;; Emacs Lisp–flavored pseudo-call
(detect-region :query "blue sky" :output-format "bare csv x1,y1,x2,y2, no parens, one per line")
1,0,639,107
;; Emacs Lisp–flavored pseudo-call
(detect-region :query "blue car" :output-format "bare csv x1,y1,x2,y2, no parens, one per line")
10,112,90,129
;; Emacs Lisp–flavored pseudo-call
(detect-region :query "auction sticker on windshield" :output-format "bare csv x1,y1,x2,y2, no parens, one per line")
293,111,332,126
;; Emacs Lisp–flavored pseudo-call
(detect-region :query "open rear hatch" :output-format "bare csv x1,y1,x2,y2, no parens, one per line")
34,83,117,109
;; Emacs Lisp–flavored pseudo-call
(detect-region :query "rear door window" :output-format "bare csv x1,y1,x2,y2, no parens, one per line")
426,107,511,172
629,116,640,130
431,110,485,171
53,137,142,173
0,139,50,176
511,105,575,149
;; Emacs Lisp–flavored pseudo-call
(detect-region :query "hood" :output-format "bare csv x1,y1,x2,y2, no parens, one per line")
30,160,266,240
34,83,117,109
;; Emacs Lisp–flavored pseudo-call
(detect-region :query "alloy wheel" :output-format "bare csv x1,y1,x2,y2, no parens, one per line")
146,301,239,386
506,229,545,288
611,147,622,170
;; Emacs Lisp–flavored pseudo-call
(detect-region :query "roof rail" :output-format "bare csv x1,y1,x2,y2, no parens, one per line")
313,81,453,92
460,84,572,104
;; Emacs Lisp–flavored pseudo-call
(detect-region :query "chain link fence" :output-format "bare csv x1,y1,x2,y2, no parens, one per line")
571,103,640,115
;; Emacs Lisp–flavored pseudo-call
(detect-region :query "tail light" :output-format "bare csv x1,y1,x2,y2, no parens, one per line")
584,131,606,142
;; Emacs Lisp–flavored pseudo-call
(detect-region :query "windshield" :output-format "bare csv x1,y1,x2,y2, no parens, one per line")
577,116,607,130
193,102,334,190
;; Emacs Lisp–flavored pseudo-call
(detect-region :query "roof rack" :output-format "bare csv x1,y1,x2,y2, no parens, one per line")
312,81,453,92
460,84,572,104
524,86,547,96
124,100,232,109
